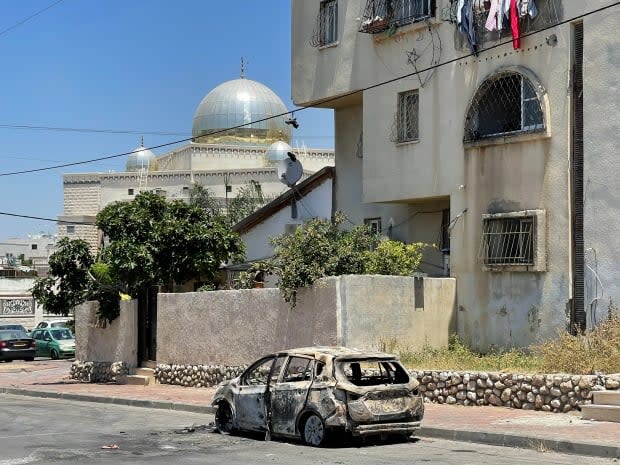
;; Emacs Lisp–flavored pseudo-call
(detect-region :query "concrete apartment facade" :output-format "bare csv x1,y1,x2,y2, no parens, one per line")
291,0,619,349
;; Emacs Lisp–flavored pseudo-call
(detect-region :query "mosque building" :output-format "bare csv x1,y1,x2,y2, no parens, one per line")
58,74,334,250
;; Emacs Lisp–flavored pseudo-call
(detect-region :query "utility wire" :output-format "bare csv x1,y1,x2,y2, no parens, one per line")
0,124,188,137
0,2,617,178
0,211,94,225
0,0,65,38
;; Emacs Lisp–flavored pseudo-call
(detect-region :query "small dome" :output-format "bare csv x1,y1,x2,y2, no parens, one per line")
126,144,157,172
266,141,293,165
192,78,291,145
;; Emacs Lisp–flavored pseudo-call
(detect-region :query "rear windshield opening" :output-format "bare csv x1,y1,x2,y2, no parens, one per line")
338,360,410,386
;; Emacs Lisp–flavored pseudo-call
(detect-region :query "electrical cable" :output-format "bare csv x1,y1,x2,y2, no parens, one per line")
0,3,617,178
0,211,94,225
0,0,65,38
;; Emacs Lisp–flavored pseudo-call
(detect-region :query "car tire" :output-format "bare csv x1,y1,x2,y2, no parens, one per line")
24,358,34,362
302,413,327,447
50,349,59,360
214,402,235,434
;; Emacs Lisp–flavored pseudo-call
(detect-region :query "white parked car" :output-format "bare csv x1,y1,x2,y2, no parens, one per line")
34,320,68,330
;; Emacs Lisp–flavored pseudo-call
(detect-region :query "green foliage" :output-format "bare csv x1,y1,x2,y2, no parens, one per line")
268,212,379,307
88,262,121,324
235,261,272,289
31,237,94,318
189,181,273,227
97,191,245,296
364,240,428,275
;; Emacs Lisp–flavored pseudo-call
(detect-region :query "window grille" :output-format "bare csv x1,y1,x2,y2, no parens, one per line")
310,0,338,47
360,0,433,34
392,90,419,143
479,215,534,266
464,71,544,142
66,225,75,234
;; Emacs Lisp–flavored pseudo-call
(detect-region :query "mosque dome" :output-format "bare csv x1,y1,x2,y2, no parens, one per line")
266,141,293,165
126,142,157,172
192,78,291,145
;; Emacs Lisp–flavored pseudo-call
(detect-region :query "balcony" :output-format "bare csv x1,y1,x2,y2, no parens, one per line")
359,0,433,34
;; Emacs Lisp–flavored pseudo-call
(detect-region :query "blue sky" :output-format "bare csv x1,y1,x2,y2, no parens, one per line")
0,0,334,240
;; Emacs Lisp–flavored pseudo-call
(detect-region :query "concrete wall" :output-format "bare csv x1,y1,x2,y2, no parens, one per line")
74,300,138,368
157,276,456,365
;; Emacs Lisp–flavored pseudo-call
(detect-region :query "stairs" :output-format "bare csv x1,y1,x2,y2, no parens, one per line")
581,391,620,423
118,361,157,386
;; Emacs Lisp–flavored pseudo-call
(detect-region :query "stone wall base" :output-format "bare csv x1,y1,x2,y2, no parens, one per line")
70,360,130,383
154,364,620,413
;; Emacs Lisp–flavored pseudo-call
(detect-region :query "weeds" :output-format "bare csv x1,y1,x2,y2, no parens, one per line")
382,313,620,374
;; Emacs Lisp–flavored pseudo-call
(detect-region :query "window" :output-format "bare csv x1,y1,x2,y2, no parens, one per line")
395,90,419,143
281,357,313,383
311,0,338,47
478,210,546,271
225,185,232,193
242,357,274,386
31,244,38,250
66,226,75,234
128,188,134,195
464,71,544,142
360,0,432,33
364,217,382,234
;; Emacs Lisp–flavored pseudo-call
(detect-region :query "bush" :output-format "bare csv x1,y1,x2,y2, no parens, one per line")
534,313,620,374
364,240,428,276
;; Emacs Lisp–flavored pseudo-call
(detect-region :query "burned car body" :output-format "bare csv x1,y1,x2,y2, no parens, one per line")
212,346,424,446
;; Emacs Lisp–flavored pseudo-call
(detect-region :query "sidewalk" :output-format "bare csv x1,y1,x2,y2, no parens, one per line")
1,360,618,459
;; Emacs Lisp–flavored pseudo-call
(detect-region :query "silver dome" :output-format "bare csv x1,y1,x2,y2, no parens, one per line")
192,78,291,145
126,144,157,172
266,141,293,165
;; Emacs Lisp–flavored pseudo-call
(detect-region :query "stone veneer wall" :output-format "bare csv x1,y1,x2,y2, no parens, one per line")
154,364,620,413
70,361,129,383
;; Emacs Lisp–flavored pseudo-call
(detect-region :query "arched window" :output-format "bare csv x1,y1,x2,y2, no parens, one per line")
464,70,545,142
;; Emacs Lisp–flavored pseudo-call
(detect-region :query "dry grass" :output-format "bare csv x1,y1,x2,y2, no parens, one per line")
382,313,620,375
534,313,620,375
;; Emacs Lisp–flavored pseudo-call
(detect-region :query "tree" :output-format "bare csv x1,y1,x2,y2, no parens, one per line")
97,191,245,296
189,181,273,227
364,240,428,276
31,237,94,317
267,212,380,307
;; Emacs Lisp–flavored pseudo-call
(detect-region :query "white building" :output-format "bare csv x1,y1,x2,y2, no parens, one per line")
59,76,334,251
292,0,619,349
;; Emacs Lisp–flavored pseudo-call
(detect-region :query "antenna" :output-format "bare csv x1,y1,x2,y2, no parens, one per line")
278,152,303,187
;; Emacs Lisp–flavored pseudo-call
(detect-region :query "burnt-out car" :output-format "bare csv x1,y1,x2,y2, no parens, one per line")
212,346,424,446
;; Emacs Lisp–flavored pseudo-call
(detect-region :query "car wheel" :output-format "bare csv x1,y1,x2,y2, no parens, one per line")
214,402,235,434
302,413,327,447
24,358,34,362
50,349,59,360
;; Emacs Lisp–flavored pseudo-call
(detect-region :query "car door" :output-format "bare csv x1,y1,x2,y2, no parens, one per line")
32,331,45,357
235,356,279,432
39,330,52,357
270,356,315,436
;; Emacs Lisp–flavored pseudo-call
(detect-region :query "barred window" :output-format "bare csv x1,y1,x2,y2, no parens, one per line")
311,0,338,47
480,216,533,265
364,217,382,234
66,225,75,234
478,210,547,271
396,90,419,143
360,0,432,34
464,71,544,142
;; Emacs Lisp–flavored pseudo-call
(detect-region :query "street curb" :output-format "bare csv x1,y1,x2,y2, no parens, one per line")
0,387,216,415
418,427,620,459
2,387,618,459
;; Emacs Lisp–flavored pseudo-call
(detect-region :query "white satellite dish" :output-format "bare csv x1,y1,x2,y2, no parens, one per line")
278,152,303,187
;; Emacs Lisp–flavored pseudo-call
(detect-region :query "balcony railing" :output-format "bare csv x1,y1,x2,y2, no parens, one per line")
359,0,433,34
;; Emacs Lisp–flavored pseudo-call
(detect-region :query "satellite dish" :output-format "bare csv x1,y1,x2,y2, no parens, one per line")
278,153,303,187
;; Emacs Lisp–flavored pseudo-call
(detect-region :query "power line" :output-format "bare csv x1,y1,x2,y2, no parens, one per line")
0,2,617,178
0,211,94,225
0,0,65,38
0,124,188,137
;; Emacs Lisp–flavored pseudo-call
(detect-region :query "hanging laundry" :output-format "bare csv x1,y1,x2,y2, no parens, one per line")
526,0,538,19
510,0,521,49
458,0,478,55
485,0,502,31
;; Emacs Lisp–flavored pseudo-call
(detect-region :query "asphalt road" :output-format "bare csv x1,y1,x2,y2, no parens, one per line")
0,395,616,465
